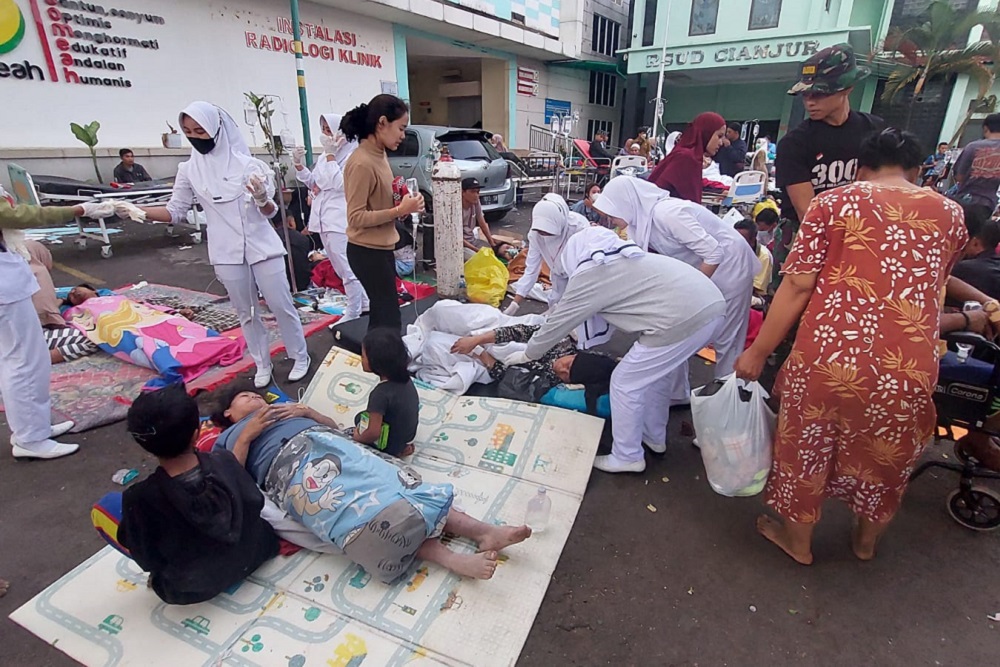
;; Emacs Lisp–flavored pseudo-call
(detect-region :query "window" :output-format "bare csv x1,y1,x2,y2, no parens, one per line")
587,119,614,144
641,0,658,47
441,138,500,161
588,71,617,107
386,132,419,158
689,0,720,36
748,0,781,30
591,14,621,57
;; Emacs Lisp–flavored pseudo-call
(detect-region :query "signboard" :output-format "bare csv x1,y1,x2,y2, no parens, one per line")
625,34,845,74
544,98,571,123
517,65,537,97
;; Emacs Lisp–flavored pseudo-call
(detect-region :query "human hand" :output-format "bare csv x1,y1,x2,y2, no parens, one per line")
269,402,315,422
242,405,279,441
79,201,117,219
502,301,520,316
320,132,345,155
474,350,496,368
734,348,766,381
247,174,269,206
398,193,425,217
451,336,481,356
178,308,195,320
292,146,307,168
112,200,147,222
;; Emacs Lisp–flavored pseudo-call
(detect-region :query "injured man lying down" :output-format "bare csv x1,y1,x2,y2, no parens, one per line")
97,383,531,605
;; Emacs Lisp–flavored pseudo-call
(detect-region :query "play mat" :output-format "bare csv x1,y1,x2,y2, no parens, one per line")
10,347,604,667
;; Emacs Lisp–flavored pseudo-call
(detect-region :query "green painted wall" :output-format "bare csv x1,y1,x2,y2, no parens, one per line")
661,80,789,124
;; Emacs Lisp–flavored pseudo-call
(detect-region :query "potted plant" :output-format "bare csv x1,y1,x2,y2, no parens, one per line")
70,120,103,183
162,121,183,149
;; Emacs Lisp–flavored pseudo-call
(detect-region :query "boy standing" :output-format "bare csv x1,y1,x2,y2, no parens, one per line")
118,384,279,604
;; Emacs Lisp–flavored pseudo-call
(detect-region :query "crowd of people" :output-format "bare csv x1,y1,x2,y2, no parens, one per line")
6,40,1000,604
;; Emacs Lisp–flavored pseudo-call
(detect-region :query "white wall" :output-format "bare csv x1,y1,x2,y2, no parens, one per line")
0,0,397,151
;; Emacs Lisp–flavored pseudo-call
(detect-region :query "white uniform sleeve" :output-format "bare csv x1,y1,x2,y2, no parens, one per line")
295,164,316,189
666,207,725,266
165,167,196,225
512,242,544,297
525,272,602,359
312,158,344,192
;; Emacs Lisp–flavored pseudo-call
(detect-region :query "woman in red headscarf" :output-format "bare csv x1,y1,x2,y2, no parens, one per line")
649,112,727,204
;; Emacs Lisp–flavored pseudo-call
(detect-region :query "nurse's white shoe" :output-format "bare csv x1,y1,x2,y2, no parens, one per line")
593,454,646,474
288,355,311,383
12,438,79,460
254,366,272,389
643,441,667,454
51,421,75,438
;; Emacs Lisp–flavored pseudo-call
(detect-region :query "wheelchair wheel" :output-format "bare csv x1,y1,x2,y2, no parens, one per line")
946,487,1000,531
953,440,971,464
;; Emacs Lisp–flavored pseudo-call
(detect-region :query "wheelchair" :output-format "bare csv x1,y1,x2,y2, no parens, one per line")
911,332,1000,530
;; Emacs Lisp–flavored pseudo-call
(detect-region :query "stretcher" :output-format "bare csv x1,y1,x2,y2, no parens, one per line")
7,164,203,259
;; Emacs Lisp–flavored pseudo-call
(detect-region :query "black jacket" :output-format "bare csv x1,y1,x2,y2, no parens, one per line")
118,450,279,604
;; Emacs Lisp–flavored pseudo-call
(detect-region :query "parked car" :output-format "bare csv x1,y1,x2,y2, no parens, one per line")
387,126,515,222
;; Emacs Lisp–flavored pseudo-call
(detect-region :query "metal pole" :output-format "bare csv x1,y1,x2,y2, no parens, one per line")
432,160,464,298
289,0,313,165
650,0,674,145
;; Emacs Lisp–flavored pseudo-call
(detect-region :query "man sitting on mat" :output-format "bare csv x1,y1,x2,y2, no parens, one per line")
115,384,280,604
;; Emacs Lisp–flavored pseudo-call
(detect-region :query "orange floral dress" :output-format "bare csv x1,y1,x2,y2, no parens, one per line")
769,182,967,523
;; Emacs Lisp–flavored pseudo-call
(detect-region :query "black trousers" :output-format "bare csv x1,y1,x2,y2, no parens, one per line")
347,242,401,332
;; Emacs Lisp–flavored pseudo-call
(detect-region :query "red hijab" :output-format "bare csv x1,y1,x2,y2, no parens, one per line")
649,111,725,204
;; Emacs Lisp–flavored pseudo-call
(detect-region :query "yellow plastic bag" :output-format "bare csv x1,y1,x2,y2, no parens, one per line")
464,248,509,307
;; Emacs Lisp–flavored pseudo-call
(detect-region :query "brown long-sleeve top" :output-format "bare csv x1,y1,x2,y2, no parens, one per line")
343,140,400,250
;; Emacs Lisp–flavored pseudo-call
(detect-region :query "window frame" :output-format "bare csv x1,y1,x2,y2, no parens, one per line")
748,0,782,31
688,0,720,37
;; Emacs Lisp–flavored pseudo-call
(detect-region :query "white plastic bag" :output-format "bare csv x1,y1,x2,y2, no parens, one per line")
690,373,775,497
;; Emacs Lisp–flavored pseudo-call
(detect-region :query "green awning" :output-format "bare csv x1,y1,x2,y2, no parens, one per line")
549,59,624,76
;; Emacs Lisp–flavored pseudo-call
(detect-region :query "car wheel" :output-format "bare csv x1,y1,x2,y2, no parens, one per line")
484,209,508,223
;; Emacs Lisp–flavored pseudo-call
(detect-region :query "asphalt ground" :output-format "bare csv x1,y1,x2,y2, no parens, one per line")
1,203,998,666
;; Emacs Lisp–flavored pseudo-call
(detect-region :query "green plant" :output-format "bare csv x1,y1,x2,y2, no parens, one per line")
70,120,103,182
879,1,1000,138
244,92,284,158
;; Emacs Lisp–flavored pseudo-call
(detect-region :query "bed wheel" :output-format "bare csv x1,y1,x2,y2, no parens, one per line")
947,487,1000,531
100,245,113,259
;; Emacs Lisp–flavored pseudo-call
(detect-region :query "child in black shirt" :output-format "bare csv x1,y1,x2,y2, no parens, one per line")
118,384,279,604
354,328,419,458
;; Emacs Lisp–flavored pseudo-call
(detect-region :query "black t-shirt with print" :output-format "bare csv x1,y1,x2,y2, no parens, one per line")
775,111,884,222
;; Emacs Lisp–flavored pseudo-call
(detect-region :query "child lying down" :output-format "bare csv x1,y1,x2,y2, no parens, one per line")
210,383,532,583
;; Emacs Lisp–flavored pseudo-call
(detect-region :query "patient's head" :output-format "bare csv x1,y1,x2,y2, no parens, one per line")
211,380,267,428
551,354,577,383
67,284,98,306
127,383,199,459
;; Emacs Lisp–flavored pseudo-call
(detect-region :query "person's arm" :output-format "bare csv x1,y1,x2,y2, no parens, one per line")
353,387,388,445
268,402,341,430
477,206,495,246
116,493,162,574
141,168,195,223
941,309,992,336
511,242,544,302
666,207,723,277
451,331,496,355
344,161,408,229
113,164,125,183
228,407,278,467
311,157,343,192
785,182,816,224
524,274,602,359
0,199,82,229
137,165,153,182
952,146,973,184
774,134,815,221
294,163,315,188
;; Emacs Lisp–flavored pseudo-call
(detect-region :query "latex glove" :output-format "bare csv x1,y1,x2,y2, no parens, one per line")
247,174,269,206
112,200,147,222
292,146,307,168
503,350,531,366
79,201,116,219
502,301,520,316
320,132,345,155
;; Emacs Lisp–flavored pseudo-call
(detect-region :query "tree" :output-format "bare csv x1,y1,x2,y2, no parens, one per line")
70,120,103,183
879,1,1000,140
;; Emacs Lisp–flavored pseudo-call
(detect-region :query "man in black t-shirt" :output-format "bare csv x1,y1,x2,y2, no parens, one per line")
951,203,1000,299
773,43,883,288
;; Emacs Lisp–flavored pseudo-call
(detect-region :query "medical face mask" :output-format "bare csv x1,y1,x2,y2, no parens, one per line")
187,136,216,155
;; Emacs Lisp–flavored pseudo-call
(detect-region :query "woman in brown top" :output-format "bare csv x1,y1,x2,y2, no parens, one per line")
341,95,424,331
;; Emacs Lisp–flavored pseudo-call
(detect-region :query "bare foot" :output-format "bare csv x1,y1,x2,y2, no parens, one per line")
851,520,877,561
0,578,9,598
477,524,532,553
756,515,813,565
450,550,499,580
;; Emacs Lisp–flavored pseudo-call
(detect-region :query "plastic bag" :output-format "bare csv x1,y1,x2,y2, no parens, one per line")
690,373,775,497
465,248,509,308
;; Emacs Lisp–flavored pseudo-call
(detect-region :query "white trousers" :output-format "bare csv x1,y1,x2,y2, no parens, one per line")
0,296,53,444
610,317,723,463
215,257,309,372
712,285,753,379
321,230,369,319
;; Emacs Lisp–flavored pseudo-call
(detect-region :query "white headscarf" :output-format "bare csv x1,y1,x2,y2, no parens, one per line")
0,185,27,260
591,176,670,251
180,101,255,202
321,112,358,167
530,193,588,276
664,131,682,155
561,226,644,279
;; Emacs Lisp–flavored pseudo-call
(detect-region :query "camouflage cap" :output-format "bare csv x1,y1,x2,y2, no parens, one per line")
787,43,870,96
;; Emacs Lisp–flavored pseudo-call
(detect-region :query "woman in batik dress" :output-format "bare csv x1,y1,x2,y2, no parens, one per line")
735,129,968,564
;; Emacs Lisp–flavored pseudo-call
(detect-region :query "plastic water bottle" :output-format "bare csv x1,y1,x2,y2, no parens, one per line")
524,487,552,533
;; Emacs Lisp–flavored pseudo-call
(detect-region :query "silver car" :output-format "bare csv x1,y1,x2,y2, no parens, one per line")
387,126,516,222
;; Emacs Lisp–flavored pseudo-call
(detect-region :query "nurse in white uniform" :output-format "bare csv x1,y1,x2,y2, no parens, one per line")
593,176,759,379
141,102,310,388
292,113,369,320
0,192,116,458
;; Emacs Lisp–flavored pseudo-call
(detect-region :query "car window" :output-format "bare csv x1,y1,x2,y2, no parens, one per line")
387,132,420,158
443,138,500,161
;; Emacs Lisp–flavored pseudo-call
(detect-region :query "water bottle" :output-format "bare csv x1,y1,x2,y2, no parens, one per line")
524,487,552,533
964,301,983,312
